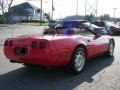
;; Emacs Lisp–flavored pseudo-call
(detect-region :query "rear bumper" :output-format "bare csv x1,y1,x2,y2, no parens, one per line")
4,47,71,67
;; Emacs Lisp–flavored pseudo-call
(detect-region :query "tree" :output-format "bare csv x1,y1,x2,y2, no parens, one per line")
100,14,110,21
84,13,95,22
0,14,3,23
0,0,5,22
0,0,14,23
7,0,14,23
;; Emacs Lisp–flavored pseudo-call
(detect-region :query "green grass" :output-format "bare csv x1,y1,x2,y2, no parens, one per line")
0,24,10,27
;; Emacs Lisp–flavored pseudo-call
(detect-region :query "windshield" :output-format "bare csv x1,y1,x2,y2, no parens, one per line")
61,20,87,28
44,26,94,36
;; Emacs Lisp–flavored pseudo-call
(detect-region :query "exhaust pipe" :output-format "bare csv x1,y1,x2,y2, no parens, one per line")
10,60,18,63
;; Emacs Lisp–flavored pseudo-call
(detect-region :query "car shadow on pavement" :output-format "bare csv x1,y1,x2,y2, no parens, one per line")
0,56,114,90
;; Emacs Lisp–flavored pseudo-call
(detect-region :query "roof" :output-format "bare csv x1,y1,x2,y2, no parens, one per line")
10,2,40,15
12,7,29,15
11,2,39,10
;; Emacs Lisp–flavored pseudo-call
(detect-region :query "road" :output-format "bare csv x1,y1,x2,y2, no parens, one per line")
0,24,45,44
0,26,120,90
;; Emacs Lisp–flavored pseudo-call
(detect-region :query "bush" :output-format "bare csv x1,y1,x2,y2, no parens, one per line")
0,20,3,24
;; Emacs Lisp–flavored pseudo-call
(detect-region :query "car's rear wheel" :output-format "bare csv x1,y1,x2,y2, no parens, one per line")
69,47,86,74
107,40,115,56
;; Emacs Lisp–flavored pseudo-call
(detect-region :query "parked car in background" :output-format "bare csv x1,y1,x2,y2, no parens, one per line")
48,20,57,27
54,20,108,35
91,21,113,35
106,22,120,35
83,22,108,35
61,20,87,28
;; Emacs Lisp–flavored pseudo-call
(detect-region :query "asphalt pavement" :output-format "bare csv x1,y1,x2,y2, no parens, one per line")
0,24,45,44
0,25,120,90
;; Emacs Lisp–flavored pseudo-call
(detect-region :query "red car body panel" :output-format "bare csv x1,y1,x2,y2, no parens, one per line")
4,34,112,67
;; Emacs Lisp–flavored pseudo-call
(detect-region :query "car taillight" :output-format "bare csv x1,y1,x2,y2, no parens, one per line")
9,40,13,46
31,41,38,48
4,40,8,46
39,41,46,49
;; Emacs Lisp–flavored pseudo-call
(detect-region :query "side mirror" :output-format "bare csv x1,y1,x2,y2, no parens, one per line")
94,34,101,39
96,34,101,37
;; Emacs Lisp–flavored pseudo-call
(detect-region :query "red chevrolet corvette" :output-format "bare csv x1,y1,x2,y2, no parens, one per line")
3,25,115,73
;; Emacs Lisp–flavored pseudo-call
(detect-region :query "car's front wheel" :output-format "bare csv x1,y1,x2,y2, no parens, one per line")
107,40,115,56
69,47,86,74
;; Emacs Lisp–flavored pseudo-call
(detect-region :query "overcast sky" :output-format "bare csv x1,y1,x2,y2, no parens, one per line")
12,0,120,19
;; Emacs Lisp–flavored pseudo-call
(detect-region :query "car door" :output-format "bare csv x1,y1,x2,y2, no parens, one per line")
77,27,108,57
92,35,109,54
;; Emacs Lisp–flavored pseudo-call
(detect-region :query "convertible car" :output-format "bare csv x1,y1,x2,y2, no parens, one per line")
3,24,115,74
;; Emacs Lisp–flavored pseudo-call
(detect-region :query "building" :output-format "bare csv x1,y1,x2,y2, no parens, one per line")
8,2,44,22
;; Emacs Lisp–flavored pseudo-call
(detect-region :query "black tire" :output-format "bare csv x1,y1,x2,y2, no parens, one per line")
68,47,86,74
106,40,115,56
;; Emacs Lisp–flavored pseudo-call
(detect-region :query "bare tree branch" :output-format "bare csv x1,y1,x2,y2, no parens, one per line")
5,0,13,9
0,0,14,23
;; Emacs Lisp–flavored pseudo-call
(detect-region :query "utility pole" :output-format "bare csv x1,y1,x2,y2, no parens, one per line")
40,0,42,22
85,0,87,16
113,8,117,23
113,8,117,18
76,0,78,15
51,0,55,20
51,0,53,20
96,0,98,17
